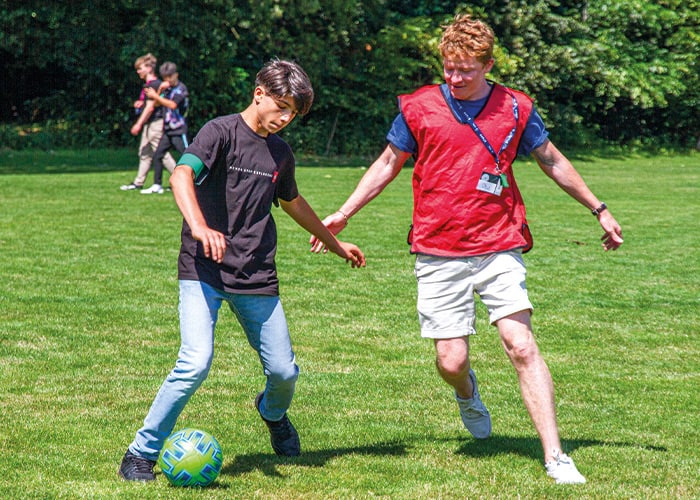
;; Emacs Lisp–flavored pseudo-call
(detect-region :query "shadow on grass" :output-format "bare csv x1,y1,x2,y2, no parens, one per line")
0,148,134,175
221,441,408,478
453,434,667,460
219,434,666,479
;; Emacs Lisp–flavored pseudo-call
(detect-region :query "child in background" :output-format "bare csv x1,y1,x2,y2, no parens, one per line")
141,62,190,194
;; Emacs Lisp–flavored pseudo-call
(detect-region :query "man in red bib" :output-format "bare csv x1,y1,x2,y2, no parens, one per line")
312,14,622,484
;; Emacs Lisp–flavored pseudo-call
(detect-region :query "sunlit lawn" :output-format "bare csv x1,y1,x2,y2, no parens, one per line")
0,148,698,498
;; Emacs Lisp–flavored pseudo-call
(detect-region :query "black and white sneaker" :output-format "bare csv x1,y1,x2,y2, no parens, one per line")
118,450,156,482
120,183,143,191
255,392,300,456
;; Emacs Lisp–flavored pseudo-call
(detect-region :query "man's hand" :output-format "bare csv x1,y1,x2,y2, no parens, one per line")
598,212,623,251
309,211,347,253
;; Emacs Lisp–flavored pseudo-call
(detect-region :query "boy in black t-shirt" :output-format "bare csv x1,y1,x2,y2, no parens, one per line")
119,59,366,482
141,62,190,194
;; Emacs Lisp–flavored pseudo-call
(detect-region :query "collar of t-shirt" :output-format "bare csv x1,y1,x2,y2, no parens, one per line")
440,83,490,121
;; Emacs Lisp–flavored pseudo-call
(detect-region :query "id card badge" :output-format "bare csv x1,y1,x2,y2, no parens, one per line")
476,172,503,196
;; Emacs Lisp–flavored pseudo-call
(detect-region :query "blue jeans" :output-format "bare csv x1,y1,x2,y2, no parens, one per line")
129,280,299,461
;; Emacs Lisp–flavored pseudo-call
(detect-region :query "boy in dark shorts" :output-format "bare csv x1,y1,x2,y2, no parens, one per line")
119,59,365,482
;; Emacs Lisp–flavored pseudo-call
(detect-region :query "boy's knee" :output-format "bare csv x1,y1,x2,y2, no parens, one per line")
267,360,299,386
176,350,213,384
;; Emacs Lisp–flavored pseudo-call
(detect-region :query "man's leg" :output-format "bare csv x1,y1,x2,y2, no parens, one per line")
435,336,491,439
496,310,586,483
434,336,473,399
414,254,491,439
496,310,561,460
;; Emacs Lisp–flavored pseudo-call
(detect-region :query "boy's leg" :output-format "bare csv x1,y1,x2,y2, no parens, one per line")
171,133,189,155
133,124,155,187
162,151,177,174
127,280,221,461
150,135,174,186
228,295,298,421
229,294,300,456
160,128,177,174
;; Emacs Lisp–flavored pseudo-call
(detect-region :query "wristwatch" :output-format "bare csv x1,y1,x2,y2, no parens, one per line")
591,202,607,216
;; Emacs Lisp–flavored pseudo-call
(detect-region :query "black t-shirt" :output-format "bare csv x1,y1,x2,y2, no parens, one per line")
177,114,299,295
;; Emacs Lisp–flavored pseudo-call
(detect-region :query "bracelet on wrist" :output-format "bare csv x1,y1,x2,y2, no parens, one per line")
591,202,607,216
337,210,349,225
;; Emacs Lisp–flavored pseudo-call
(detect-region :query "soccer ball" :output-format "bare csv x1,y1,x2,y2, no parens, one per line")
158,428,223,487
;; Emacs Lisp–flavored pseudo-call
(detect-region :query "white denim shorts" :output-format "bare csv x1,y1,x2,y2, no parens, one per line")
414,251,533,339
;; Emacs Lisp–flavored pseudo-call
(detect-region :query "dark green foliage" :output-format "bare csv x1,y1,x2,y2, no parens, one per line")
1,0,698,152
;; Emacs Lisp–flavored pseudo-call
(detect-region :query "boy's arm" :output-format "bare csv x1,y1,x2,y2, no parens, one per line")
280,195,366,268
144,87,177,110
170,164,227,263
130,98,156,136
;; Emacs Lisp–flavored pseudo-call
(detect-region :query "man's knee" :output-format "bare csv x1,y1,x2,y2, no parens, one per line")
503,334,541,367
436,351,469,379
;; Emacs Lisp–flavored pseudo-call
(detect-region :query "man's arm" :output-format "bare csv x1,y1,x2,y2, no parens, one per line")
170,164,227,263
281,195,365,268
309,143,411,252
532,139,623,251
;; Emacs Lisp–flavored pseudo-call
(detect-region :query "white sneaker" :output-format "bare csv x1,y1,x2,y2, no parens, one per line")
456,369,492,439
545,450,586,484
120,183,143,191
141,184,164,194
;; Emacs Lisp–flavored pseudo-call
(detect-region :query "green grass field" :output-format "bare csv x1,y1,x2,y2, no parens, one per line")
0,149,698,499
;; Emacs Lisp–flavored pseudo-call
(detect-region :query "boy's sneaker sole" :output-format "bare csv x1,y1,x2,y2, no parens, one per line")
141,184,164,194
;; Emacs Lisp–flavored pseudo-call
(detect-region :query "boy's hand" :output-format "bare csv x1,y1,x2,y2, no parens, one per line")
144,87,157,99
190,226,227,263
130,124,141,136
336,241,366,268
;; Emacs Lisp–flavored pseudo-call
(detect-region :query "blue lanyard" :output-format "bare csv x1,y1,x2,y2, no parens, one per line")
441,84,519,173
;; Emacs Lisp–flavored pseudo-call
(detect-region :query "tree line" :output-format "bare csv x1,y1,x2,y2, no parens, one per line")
1,0,698,154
